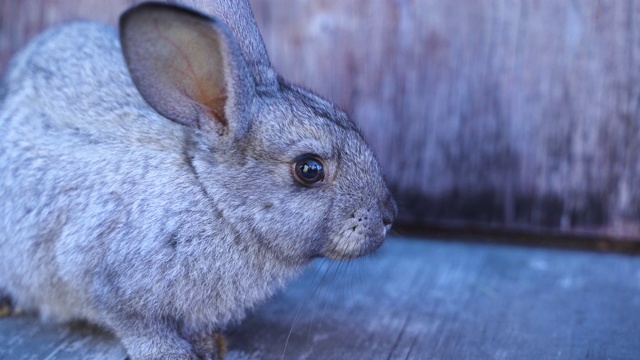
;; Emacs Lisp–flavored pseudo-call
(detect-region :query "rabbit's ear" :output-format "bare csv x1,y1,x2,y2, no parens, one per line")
120,3,255,138
167,0,278,89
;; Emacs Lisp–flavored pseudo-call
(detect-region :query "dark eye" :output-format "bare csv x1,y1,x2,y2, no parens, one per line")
293,154,325,186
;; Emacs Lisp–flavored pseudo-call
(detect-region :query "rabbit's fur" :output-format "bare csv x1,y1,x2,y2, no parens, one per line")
0,1,396,358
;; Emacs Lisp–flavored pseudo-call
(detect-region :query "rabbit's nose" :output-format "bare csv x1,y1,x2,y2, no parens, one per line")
381,193,397,229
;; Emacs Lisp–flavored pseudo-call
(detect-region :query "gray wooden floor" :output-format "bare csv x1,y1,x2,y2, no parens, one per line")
1,236,639,359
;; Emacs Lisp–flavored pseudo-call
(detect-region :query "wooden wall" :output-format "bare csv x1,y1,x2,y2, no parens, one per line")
2,1,639,240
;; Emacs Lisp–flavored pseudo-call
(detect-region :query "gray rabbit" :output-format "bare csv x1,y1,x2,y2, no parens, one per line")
0,0,396,358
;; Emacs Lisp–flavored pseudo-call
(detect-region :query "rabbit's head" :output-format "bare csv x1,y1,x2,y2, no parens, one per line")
120,3,396,265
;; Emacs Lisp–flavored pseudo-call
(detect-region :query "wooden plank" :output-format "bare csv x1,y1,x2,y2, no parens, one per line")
251,0,640,239
0,316,126,359
226,237,640,359
1,236,639,359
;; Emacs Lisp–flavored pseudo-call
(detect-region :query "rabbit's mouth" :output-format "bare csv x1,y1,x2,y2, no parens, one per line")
322,210,391,260
324,232,385,260
323,194,397,260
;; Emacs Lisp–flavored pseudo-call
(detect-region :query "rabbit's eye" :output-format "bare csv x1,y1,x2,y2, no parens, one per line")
293,154,325,186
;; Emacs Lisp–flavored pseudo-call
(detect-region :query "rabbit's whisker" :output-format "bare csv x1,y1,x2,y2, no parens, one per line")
282,234,346,360
301,231,353,345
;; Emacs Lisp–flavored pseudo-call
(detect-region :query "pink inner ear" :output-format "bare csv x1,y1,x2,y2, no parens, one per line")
149,15,230,128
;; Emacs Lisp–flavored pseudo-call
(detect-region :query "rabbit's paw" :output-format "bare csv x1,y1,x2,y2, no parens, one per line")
114,320,200,359
188,331,226,360
0,291,13,318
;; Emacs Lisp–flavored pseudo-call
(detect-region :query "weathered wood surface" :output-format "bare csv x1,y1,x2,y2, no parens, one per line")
251,0,640,240
2,1,640,239
1,236,639,359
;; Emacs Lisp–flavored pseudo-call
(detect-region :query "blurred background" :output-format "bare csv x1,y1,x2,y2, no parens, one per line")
2,0,639,242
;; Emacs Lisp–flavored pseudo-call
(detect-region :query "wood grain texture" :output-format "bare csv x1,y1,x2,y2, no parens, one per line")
1,1,640,239
0,316,126,359
250,0,640,240
0,0,137,66
1,237,639,359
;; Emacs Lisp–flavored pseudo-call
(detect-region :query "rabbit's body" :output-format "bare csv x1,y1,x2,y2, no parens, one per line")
1,19,294,331
0,2,395,358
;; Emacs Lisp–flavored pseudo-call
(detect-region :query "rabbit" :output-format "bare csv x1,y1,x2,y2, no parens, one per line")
0,1,396,359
